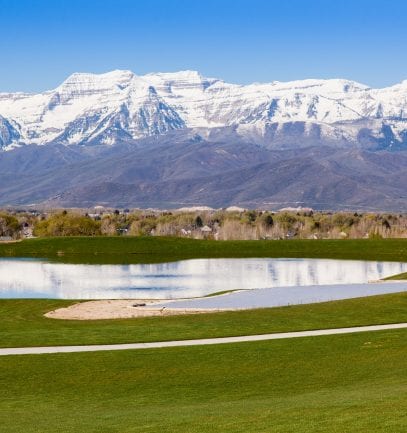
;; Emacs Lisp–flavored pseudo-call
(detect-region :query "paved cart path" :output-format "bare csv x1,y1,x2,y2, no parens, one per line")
1,323,406,356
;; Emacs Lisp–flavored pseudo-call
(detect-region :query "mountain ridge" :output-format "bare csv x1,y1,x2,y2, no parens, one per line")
2,70,407,210
1,132,407,210
2,69,407,150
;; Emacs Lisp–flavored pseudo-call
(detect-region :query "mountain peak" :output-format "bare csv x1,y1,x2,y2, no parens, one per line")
146,69,204,80
57,69,137,91
1,69,407,149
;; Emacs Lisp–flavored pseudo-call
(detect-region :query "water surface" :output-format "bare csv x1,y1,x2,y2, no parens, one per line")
158,282,407,310
0,257,406,299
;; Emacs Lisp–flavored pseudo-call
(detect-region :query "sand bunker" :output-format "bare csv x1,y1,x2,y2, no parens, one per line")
45,299,226,320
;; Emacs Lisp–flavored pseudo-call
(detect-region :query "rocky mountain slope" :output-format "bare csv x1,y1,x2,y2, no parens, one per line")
1,70,407,210
1,70,407,150
1,129,407,210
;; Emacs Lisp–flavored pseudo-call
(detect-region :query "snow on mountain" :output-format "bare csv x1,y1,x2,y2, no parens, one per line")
1,69,407,149
0,115,21,147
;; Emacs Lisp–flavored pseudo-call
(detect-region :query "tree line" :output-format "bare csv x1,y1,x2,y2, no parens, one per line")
1,208,407,240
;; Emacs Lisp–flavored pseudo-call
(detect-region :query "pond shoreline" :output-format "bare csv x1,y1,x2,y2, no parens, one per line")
2,257,407,300
44,282,407,320
45,299,230,320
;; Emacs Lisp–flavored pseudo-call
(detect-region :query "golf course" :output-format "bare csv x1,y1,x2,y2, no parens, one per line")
1,236,407,263
1,237,406,432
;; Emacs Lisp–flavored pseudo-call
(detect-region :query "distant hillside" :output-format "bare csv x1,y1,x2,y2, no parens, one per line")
2,70,407,209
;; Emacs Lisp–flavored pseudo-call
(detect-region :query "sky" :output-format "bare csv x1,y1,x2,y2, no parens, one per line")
1,0,407,92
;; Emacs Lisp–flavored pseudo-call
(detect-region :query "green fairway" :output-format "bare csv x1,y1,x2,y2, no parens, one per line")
1,292,406,348
1,236,407,264
1,329,406,433
1,238,406,432
2,239,406,432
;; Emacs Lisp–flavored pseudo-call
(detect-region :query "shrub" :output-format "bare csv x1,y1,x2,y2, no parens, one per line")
0,213,20,238
34,212,101,236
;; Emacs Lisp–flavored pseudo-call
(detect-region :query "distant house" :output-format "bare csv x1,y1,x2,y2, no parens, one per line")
23,227,35,238
94,206,105,215
225,206,246,212
279,206,314,214
177,206,214,212
201,225,212,233
180,228,192,236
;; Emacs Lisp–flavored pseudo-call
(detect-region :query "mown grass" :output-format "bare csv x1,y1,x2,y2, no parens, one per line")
1,236,407,264
1,292,406,348
2,237,406,432
383,272,407,280
203,289,240,297
1,328,406,433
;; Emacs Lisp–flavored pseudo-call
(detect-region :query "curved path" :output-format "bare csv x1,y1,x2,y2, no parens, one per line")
1,323,406,356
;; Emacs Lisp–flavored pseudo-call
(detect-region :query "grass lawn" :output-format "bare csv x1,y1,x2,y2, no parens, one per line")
384,272,407,280
1,236,407,264
1,292,406,348
1,328,406,433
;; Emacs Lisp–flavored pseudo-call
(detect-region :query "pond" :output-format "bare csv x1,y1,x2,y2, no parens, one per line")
0,257,406,300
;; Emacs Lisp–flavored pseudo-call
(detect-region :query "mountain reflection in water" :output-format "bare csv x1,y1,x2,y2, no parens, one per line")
0,257,406,299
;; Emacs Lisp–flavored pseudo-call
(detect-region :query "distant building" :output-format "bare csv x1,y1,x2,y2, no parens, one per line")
94,206,105,215
23,227,34,238
225,206,246,212
177,206,214,212
278,206,313,213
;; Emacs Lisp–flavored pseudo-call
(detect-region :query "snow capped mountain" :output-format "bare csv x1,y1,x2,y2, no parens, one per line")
0,115,20,147
0,70,186,148
1,69,407,150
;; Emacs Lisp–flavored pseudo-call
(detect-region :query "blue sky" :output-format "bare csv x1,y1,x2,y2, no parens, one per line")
1,0,407,92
